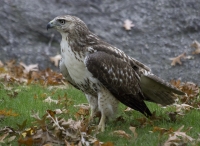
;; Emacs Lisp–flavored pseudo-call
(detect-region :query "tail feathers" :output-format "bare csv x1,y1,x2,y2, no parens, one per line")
141,74,185,106
113,92,152,117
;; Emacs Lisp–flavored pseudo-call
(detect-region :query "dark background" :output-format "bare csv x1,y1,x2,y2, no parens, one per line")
0,0,200,84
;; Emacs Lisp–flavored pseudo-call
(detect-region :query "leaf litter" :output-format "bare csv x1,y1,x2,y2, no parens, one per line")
0,60,200,145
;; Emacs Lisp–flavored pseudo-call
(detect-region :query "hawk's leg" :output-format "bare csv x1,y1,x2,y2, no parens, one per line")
85,94,98,122
97,87,119,132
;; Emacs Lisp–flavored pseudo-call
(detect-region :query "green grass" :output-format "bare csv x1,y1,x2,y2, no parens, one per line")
0,84,85,128
0,83,200,146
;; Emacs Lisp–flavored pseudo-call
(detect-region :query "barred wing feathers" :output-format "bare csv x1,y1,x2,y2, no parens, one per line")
85,51,152,117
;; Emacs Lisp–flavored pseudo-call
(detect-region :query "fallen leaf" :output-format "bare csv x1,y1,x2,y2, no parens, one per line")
6,60,16,68
124,107,134,112
17,120,27,131
62,118,82,130
19,62,39,74
76,107,90,117
46,110,56,120
174,104,194,113
191,40,200,54
65,140,74,146
123,19,134,30
18,136,34,146
43,143,54,146
0,60,4,67
93,140,101,146
170,52,186,66
136,117,153,127
7,90,18,98
29,71,40,80
22,127,37,137
74,104,90,119
102,141,114,146
50,54,61,67
31,111,47,128
0,109,19,117
74,103,90,110
185,55,194,60
113,130,131,139
54,108,68,114
170,80,182,89
0,133,9,143
6,135,16,142
43,96,58,104
170,80,200,107
129,126,137,139
163,125,194,146
153,126,173,136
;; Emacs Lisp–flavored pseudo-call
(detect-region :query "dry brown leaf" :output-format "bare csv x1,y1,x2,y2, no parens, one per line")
170,80,200,107
65,140,75,146
101,142,114,146
61,118,82,130
93,140,101,146
129,126,138,139
31,111,41,120
93,140,113,146
31,111,47,128
7,90,19,98
191,40,200,54
113,130,131,139
170,52,186,66
32,130,59,145
174,103,194,113
124,107,134,112
29,71,41,80
76,107,90,116
74,104,90,119
46,110,56,120
196,134,200,143
74,103,90,110
50,54,62,67
0,133,9,143
19,62,38,74
170,80,182,89
6,60,16,68
18,137,34,146
0,61,110,146
1,61,65,86
0,109,19,117
0,60,4,67
43,96,58,104
185,55,194,60
163,125,194,146
123,19,134,30
6,135,16,142
153,126,173,136
43,143,54,146
54,108,68,114
136,117,153,127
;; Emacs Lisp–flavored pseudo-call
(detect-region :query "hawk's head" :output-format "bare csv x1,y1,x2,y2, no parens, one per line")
47,15,88,34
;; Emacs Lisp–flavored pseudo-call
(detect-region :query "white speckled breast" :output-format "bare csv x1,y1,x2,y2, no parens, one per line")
60,34,99,91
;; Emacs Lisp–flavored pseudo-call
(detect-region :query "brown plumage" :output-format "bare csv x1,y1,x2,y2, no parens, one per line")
47,15,185,131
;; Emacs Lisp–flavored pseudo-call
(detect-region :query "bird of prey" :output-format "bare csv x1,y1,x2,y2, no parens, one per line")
47,15,185,132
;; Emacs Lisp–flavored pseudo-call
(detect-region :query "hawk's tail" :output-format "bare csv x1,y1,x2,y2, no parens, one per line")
140,74,185,106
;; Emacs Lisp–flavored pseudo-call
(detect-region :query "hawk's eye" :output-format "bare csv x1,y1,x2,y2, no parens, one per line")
58,19,65,25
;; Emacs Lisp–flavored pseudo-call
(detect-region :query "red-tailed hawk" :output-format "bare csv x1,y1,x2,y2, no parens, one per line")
47,15,185,131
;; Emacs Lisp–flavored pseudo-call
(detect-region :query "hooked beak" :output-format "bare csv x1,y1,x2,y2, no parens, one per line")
47,20,55,30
